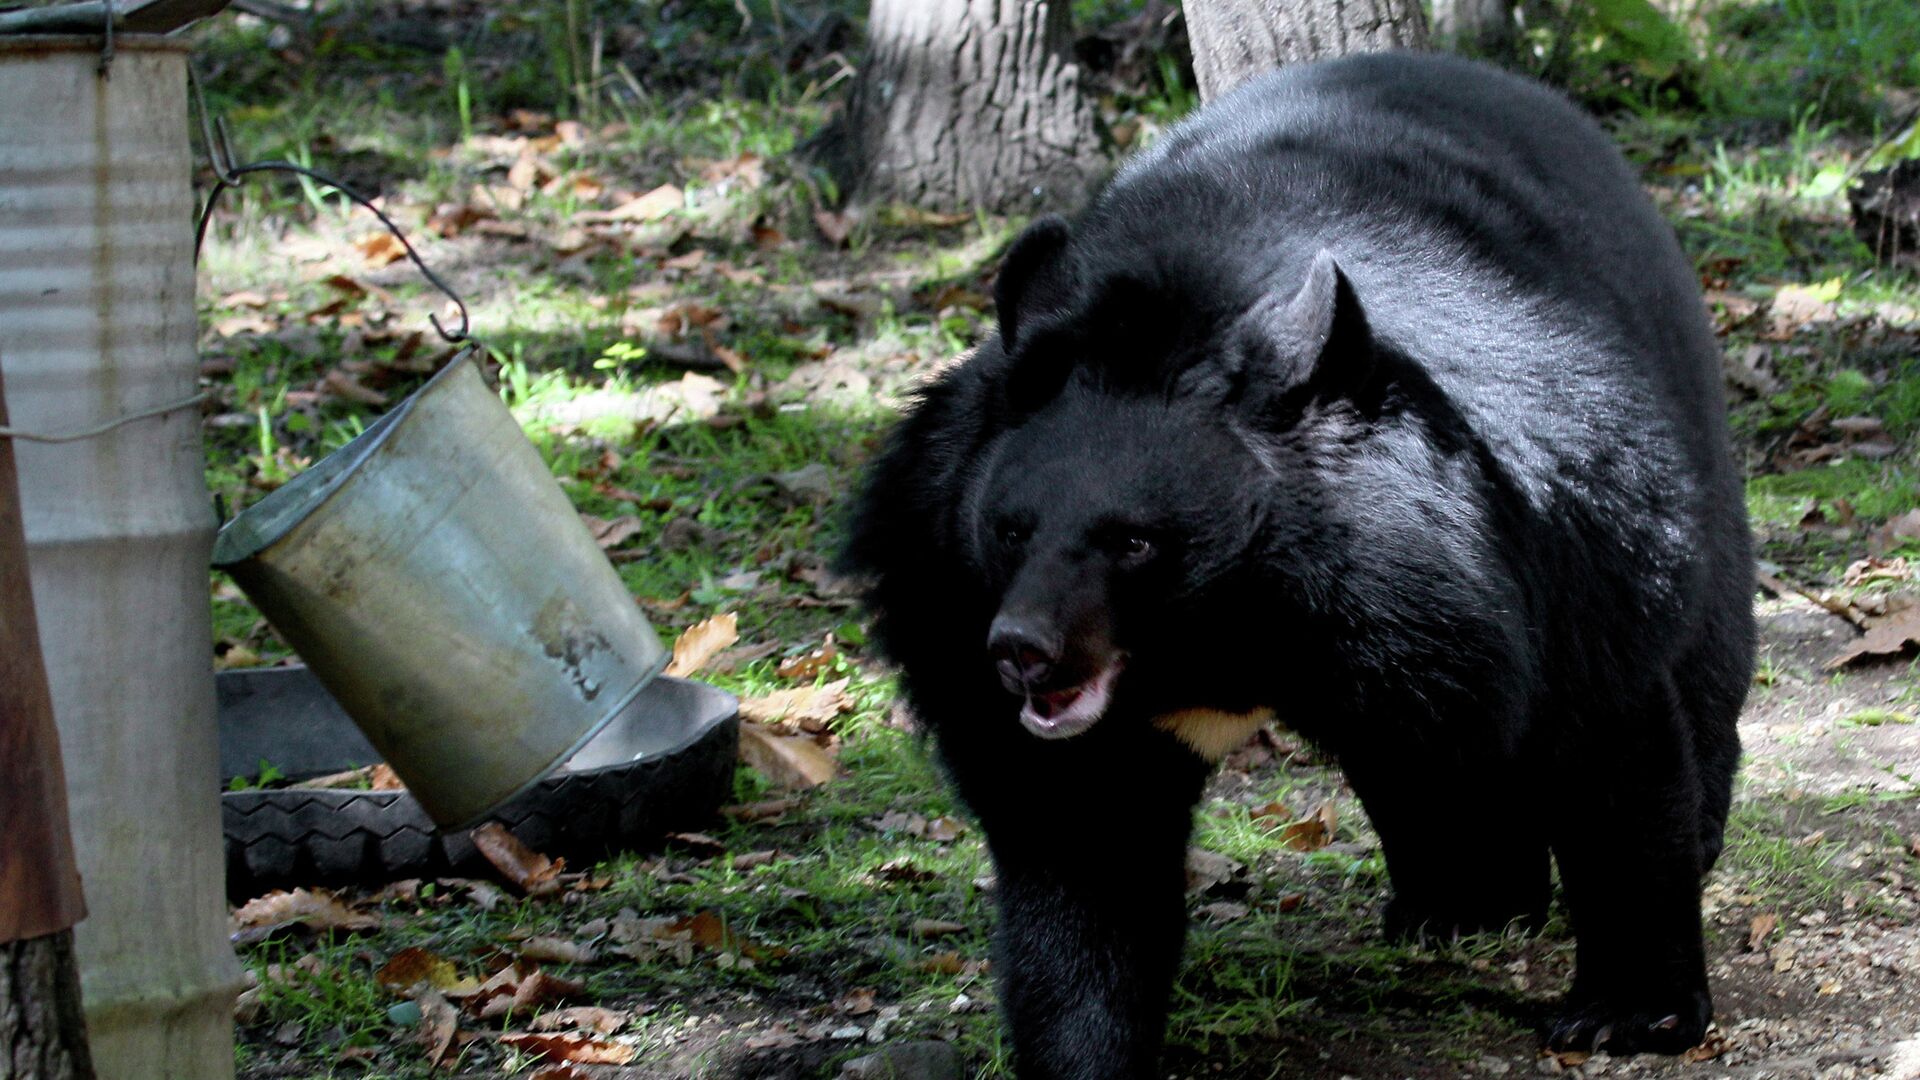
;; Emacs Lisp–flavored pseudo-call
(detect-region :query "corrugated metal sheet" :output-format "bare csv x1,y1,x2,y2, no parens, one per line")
0,35,241,1080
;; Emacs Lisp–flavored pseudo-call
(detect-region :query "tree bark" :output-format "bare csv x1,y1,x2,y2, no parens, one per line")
830,0,1104,213
1185,0,1430,102
1,933,95,1080
1433,0,1514,57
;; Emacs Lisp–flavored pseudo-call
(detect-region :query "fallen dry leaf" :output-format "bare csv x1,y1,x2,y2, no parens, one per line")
665,612,739,678
518,936,599,965
300,763,406,791
322,368,388,407
497,1032,635,1065
737,720,839,789
607,908,777,965
923,816,966,841
232,888,379,934
469,823,566,896
427,202,497,238
414,986,461,1069
912,918,967,938
837,987,878,1016
868,810,965,841
1842,557,1911,587
1280,802,1339,852
879,204,972,228
1250,800,1292,823
1747,912,1779,952
377,947,476,994
578,183,682,224
697,152,765,187
1185,848,1243,896
738,678,851,730
744,1026,805,1049
1871,509,1920,553
463,962,585,1020
506,152,546,193
776,638,840,680
720,797,801,822
212,312,278,337
580,513,645,550
662,249,707,272
1196,901,1250,923
665,831,727,856
355,231,407,268
870,858,937,884
531,1006,630,1035
1681,1027,1732,1062
732,849,782,870
814,208,855,246
220,288,272,308
1826,608,1920,669
446,878,509,911
915,951,965,975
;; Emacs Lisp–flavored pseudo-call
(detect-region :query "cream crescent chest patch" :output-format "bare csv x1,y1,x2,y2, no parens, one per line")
1152,707,1276,762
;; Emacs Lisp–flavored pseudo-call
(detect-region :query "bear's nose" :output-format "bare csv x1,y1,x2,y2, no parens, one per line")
988,617,1059,692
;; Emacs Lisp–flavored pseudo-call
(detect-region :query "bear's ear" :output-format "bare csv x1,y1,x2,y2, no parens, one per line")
1227,249,1371,412
994,215,1080,353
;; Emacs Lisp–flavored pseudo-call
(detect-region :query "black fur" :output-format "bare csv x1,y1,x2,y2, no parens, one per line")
841,52,1753,1079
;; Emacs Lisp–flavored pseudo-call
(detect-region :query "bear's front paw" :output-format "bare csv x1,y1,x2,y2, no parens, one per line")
1547,989,1711,1056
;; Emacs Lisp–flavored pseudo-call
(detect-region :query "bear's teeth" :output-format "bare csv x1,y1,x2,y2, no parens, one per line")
1018,660,1122,740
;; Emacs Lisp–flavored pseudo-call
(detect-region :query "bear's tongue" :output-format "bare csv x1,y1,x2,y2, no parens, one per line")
1019,659,1122,740
1029,687,1082,719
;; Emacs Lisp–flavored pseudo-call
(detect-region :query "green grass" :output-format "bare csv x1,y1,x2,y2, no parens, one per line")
1721,801,1852,912
1746,459,1920,529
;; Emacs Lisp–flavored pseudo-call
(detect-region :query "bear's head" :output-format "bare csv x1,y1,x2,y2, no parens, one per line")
844,214,1381,754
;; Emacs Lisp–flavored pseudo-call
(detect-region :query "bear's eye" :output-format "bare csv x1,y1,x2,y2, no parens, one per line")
1116,536,1156,565
996,521,1031,547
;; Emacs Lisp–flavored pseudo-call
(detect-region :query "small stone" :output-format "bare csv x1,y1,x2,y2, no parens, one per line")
838,1040,964,1080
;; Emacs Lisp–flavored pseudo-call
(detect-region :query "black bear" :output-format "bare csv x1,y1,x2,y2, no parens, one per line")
841,51,1753,1079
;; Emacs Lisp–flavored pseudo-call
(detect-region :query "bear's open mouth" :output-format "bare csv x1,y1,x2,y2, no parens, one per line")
1019,658,1124,740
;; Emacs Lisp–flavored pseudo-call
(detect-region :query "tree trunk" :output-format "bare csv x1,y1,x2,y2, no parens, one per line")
1433,0,1514,57
829,0,1104,213
1185,0,1430,102
1,933,95,1080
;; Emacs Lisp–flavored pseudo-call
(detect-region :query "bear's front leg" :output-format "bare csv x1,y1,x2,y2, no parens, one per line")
989,837,1192,1080
1548,685,1716,1056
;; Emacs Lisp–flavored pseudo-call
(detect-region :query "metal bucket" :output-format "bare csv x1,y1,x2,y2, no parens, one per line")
0,35,242,1080
211,351,670,827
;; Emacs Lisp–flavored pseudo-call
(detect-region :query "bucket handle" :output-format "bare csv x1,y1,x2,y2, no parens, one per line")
189,69,472,346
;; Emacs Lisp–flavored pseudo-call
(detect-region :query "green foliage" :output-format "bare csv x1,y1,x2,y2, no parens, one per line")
1587,0,1694,71
1705,0,1920,129
1747,460,1920,528
226,758,287,792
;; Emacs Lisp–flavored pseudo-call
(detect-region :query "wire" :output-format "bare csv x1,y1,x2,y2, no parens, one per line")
0,392,208,444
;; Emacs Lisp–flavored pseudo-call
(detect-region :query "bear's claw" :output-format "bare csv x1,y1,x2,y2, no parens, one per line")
1547,993,1709,1056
